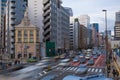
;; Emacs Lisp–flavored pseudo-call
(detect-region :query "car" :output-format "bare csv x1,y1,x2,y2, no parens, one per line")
93,55,98,59
60,59,70,63
79,54,84,58
88,59,94,65
92,51,96,55
73,57,79,62
85,54,91,59
80,58,86,63
27,58,37,62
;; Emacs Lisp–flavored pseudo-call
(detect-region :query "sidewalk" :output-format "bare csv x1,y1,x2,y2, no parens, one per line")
107,59,120,80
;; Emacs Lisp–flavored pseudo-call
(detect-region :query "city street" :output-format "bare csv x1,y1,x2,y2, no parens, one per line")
0,49,109,80
0,58,60,80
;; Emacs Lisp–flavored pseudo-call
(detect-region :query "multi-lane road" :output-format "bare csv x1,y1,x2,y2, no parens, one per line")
0,50,107,80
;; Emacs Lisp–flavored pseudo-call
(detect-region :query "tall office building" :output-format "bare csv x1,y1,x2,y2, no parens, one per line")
91,24,99,47
0,0,7,52
78,15,90,28
43,0,70,55
69,17,80,50
28,0,43,42
114,11,120,40
64,7,73,16
90,23,99,32
5,0,26,58
78,25,87,49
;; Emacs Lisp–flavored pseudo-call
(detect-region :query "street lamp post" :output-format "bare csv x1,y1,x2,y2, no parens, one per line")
102,10,109,77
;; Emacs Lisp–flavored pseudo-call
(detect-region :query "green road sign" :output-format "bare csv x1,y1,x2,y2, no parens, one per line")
46,42,55,57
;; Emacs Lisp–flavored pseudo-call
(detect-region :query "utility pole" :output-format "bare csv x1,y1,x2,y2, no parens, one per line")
102,9,109,77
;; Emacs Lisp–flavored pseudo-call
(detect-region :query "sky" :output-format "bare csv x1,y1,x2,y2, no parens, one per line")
62,0,120,35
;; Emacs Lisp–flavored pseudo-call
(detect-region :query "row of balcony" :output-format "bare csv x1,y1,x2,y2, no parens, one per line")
43,15,50,23
43,27,50,36
43,21,50,30
43,9,50,17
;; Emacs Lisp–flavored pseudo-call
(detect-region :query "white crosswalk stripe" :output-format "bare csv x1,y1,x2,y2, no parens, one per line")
66,67,71,70
70,67,74,70
88,68,91,72
73,67,78,71
95,69,98,72
99,69,102,72
91,68,95,72
88,68,103,73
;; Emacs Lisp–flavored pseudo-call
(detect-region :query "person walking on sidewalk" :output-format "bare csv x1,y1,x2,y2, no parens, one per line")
116,70,119,80
112,69,116,78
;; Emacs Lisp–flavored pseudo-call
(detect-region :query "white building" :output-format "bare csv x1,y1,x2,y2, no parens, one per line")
69,17,80,50
78,15,90,28
28,0,45,57
28,0,43,42
5,0,26,58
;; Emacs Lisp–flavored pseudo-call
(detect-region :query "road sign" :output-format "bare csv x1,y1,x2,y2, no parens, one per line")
46,42,55,57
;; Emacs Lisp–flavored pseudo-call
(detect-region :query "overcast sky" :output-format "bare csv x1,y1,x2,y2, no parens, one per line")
62,0,120,34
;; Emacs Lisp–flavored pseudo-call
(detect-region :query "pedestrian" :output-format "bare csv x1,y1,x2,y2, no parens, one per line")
116,70,119,78
112,69,116,77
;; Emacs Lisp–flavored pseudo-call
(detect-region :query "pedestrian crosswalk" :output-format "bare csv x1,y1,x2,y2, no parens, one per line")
87,67,102,73
55,66,103,73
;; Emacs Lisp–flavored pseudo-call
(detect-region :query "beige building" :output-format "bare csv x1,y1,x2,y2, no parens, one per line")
15,10,40,61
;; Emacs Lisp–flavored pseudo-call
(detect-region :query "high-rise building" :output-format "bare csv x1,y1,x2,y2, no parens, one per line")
28,0,43,42
90,23,99,47
69,17,79,50
5,0,26,58
90,23,99,32
116,11,120,22
78,25,87,49
43,0,70,55
57,6,70,53
64,7,73,16
114,11,120,40
15,10,40,62
78,15,90,28
0,0,7,51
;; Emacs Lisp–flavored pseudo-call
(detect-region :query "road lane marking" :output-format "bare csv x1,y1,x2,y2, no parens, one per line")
63,68,65,70
38,73,43,76
56,67,60,69
43,71,47,74
70,67,74,70
88,68,91,72
99,69,102,72
95,69,98,72
91,68,95,72
73,67,78,71
66,67,71,70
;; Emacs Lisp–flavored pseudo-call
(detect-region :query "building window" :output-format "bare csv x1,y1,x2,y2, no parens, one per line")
24,54,27,58
24,38,28,42
11,18,15,20
11,12,15,15
29,53,32,58
18,38,21,42
24,30,28,37
30,38,33,42
18,30,21,37
30,30,33,36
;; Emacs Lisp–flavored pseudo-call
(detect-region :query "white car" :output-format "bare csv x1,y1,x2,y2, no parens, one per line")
85,54,91,59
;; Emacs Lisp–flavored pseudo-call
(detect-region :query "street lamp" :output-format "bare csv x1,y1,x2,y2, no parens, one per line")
102,9,109,77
